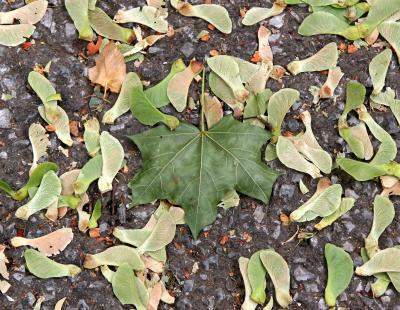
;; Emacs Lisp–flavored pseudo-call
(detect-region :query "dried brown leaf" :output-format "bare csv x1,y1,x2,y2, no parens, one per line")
148,282,162,310
0,245,9,280
204,94,223,129
88,42,127,94
319,67,344,98
10,228,73,256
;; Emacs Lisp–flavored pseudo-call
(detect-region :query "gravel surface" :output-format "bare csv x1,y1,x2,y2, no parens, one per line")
1,0,400,309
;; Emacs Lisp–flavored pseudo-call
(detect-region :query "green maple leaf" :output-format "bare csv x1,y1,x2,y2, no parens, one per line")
128,115,278,238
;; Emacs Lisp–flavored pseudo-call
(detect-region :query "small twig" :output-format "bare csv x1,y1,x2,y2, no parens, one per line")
281,225,300,245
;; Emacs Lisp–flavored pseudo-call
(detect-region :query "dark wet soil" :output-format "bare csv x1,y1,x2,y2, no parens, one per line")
1,0,400,309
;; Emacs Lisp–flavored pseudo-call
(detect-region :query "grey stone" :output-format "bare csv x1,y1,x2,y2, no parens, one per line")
343,241,354,252
279,184,295,198
180,42,195,58
293,266,315,281
0,109,11,128
269,14,285,29
253,205,265,223
183,279,194,292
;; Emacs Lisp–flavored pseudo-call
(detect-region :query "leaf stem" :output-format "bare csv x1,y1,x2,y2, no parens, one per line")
200,67,206,132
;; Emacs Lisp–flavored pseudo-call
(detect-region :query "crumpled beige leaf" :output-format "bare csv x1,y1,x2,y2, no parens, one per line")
54,297,67,310
148,282,162,310
114,6,168,33
123,27,165,57
0,245,9,280
10,228,73,257
28,123,50,176
204,94,223,129
242,0,286,26
167,60,204,112
0,0,48,25
0,280,10,294
88,41,127,94
319,66,344,98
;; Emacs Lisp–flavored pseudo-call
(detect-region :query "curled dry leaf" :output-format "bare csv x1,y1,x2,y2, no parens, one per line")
287,42,338,75
123,32,165,57
28,123,50,175
148,282,162,310
65,0,93,41
33,296,45,310
89,41,127,94
204,94,223,129
381,177,400,196
88,7,136,44
167,60,204,112
15,170,61,220
0,245,9,280
54,297,67,310
141,255,164,273
83,118,100,157
147,0,165,9
83,245,145,270
25,249,81,279
324,243,353,307
11,228,73,257
242,0,286,26
0,0,48,25
0,280,10,294
114,6,168,33
98,131,125,193
174,2,232,34
319,66,344,98
290,178,342,222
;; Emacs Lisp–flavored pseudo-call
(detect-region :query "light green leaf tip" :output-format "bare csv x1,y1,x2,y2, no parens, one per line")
356,247,400,275
175,2,232,34
83,245,145,270
242,1,287,26
290,178,342,222
88,198,102,229
324,243,353,307
112,263,149,308
102,72,142,124
287,42,338,75
65,0,94,41
83,118,100,157
25,249,81,279
98,132,125,193
315,197,355,230
260,250,292,308
15,170,61,220
369,49,392,96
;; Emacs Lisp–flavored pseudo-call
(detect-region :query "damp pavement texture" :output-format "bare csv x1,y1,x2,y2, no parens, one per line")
1,0,400,309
